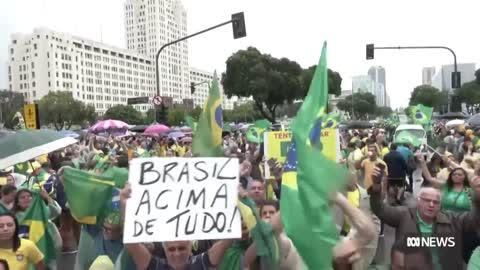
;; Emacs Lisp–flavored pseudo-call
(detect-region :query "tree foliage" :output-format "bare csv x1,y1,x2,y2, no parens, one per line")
104,105,143,125
336,92,377,119
409,85,446,110
453,68,480,113
223,102,262,123
0,90,25,129
301,66,342,97
375,106,393,118
38,91,96,130
167,105,186,126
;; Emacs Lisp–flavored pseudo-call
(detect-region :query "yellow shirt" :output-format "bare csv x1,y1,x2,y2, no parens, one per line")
0,239,44,270
176,145,186,157
342,188,360,233
361,158,388,189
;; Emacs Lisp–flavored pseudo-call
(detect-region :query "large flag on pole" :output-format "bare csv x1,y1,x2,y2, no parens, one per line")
192,72,224,157
281,42,347,269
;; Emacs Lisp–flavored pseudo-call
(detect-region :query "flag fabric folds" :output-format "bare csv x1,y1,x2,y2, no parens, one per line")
281,42,348,269
184,115,197,132
18,191,56,266
246,119,271,143
409,104,433,128
322,113,341,129
192,72,224,157
63,167,115,225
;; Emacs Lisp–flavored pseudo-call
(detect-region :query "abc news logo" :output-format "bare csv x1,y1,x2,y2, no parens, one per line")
406,236,455,248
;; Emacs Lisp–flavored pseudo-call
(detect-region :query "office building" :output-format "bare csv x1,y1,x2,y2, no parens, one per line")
422,67,436,85
431,63,476,91
352,75,374,94
7,28,156,114
368,66,386,91
125,0,190,104
189,67,234,110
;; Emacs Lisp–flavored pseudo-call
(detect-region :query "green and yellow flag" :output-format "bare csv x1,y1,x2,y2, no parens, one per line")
322,113,341,129
192,72,224,157
184,115,198,132
63,167,115,224
281,42,347,269
246,119,271,144
18,191,56,266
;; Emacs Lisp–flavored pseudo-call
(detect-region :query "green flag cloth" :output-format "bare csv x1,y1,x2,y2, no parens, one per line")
246,119,271,143
14,161,31,176
218,241,250,270
18,191,56,265
411,104,433,128
0,202,9,214
237,196,280,268
101,166,129,188
395,130,422,147
281,42,347,269
192,72,224,157
184,115,197,132
63,167,115,224
322,113,341,129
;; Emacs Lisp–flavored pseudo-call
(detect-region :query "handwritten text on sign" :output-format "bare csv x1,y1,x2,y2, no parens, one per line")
123,157,241,243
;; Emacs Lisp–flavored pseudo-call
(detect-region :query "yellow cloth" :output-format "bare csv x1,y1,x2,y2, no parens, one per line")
342,188,360,233
37,154,49,164
380,147,390,158
347,149,363,175
0,239,44,270
176,145,186,157
361,158,388,189
89,255,114,270
26,161,42,174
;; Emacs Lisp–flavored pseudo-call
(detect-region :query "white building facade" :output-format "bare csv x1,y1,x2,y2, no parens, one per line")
7,28,156,114
125,0,190,104
422,67,436,85
431,63,476,91
189,67,234,110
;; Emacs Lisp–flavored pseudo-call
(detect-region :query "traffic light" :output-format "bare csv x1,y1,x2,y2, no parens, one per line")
231,12,246,39
190,82,196,95
366,44,374,60
451,71,461,89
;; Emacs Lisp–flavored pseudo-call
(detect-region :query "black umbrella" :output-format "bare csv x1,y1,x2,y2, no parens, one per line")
438,112,468,120
467,114,480,127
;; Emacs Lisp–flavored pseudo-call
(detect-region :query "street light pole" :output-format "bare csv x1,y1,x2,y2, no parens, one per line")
367,45,459,112
154,13,246,123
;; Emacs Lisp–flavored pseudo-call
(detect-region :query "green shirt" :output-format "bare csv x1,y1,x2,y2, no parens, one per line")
441,187,471,213
417,211,442,270
468,247,480,270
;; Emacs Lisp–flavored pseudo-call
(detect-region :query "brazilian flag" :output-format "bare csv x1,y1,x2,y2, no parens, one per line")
184,115,197,132
246,119,271,143
281,42,348,269
410,104,433,130
322,113,341,129
63,167,115,224
18,191,56,266
192,72,224,157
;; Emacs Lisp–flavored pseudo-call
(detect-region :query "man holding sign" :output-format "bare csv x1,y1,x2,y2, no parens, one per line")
120,157,241,270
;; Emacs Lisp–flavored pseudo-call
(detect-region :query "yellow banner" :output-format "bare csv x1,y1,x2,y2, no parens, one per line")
23,103,38,129
263,129,340,178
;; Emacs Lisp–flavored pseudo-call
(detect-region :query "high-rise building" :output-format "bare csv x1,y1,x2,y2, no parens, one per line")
431,63,476,91
189,67,234,110
125,0,190,104
422,67,436,85
368,66,386,91
7,28,156,114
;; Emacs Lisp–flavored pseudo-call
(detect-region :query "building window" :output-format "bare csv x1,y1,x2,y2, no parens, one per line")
34,44,37,50
33,91,36,97
32,72,35,79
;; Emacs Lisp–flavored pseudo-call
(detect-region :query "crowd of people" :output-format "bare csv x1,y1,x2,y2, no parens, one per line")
2,123,480,269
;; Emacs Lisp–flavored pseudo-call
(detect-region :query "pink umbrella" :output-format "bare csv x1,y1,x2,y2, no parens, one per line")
144,124,170,135
89,119,129,133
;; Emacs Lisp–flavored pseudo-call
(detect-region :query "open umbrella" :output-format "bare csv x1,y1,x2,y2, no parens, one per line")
144,124,170,135
89,119,129,133
0,129,78,170
168,131,185,139
58,130,80,138
180,137,192,143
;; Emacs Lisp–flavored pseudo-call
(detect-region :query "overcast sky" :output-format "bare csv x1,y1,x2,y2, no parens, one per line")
1,0,479,108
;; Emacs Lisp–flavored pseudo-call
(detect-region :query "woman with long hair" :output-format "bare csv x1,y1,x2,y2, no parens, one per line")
441,167,472,212
0,212,45,270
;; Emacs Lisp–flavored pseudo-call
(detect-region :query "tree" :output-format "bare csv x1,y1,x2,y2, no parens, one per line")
455,71,480,112
223,102,262,123
222,47,304,123
336,92,377,119
0,90,25,129
104,105,143,125
190,106,203,120
167,105,186,126
144,108,156,124
301,66,342,97
375,106,393,118
409,85,446,109
38,91,96,130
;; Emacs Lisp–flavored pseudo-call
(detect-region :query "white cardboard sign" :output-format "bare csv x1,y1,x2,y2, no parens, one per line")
123,157,241,243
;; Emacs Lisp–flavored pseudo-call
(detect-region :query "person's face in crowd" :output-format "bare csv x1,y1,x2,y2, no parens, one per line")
17,191,33,211
451,168,466,185
6,175,14,185
2,190,16,205
163,241,192,268
417,188,441,221
102,222,122,241
376,133,384,143
248,181,265,204
368,145,377,160
0,215,16,241
261,205,277,222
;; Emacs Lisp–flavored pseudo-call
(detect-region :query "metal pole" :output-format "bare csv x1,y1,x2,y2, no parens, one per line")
374,45,458,112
